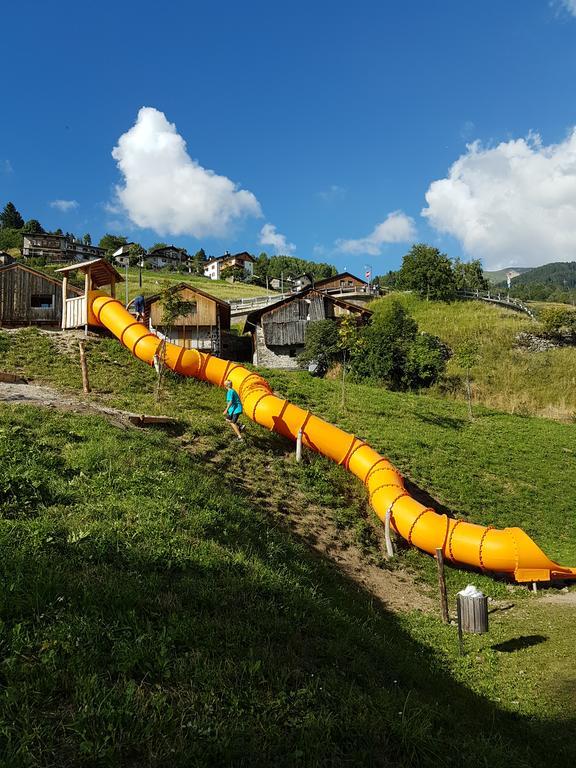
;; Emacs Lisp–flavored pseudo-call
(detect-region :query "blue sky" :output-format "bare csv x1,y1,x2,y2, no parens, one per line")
3,0,576,274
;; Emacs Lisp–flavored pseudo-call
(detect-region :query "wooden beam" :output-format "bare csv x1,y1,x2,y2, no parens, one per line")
61,275,68,329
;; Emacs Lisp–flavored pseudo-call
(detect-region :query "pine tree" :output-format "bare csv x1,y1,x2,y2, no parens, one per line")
0,202,24,229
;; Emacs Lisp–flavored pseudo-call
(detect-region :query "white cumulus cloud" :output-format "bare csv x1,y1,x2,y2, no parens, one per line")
50,199,78,212
336,211,417,255
422,130,576,269
112,107,262,238
559,1,576,17
259,223,296,255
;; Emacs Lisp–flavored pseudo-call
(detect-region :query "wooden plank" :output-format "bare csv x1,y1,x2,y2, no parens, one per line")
127,415,177,426
0,372,28,384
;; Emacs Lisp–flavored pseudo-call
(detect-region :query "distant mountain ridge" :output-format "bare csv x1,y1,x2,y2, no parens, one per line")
485,267,532,285
500,261,576,288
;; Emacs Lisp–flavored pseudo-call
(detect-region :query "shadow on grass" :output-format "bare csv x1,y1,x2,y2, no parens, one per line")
491,635,548,653
0,519,573,768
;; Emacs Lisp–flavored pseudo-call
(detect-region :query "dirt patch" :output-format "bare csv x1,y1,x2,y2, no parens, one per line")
0,381,136,429
537,590,576,607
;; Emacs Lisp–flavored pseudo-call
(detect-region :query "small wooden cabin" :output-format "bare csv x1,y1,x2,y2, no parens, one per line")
313,271,368,293
244,288,372,369
0,262,82,327
137,283,249,359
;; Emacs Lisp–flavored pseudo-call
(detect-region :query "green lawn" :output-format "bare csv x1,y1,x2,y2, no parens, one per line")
1,327,576,765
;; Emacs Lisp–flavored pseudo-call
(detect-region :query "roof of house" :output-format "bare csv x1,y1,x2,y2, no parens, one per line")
133,282,231,311
148,245,188,255
243,286,372,332
205,251,255,265
0,262,83,293
55,258,124,287
314,271,367,287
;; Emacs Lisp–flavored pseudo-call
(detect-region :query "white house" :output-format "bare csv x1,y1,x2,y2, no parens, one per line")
204,251,255,280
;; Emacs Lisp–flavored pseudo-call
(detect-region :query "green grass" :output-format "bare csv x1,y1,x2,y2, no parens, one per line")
1,404,575,767
372,293,576,419
2,327,576,765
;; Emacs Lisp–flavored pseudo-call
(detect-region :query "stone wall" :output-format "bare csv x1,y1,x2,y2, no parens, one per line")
253,325,303,368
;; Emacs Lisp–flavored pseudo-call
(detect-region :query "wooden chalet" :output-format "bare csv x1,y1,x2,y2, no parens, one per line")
243,287,372,369
313,271,368,293
134,283,251,360
0,262,82,327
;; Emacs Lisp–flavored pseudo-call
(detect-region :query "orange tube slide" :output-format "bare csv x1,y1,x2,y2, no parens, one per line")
92,292,576,583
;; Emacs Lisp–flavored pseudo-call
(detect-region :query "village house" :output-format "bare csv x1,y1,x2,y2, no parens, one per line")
313,271,368,293
133,283,251,360
0,262,82,327
204,251,255,280
22,233,105,263
146,245,188,269
243,287,372,369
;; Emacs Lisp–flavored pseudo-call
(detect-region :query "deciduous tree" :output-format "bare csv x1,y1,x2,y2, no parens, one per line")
398,244,456,301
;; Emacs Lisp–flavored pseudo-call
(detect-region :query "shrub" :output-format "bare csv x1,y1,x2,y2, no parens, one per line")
538,306,576,336
298,320,341,375
351,299,446,389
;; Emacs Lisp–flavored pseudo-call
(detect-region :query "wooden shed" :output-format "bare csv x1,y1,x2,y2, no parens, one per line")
0,262,82,327
244,288,372,369
136,283,253,359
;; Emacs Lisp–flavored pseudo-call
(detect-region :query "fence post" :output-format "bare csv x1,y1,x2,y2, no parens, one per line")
79,340,90,394
384,505,394,558
435,548,449,623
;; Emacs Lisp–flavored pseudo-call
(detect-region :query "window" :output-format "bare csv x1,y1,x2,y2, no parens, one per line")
289,348,297,357
31,294,54,309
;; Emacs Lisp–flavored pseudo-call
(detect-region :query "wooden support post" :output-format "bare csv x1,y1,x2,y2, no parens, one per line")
79,340,90,394
61,276,68,329
435,547,450,624
532,581,538,593
296,429,303,462
84,271,90,336
456,595,464,655
384,504,394,559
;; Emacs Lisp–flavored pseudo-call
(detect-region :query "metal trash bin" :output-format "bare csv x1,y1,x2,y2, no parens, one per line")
456,585,488,653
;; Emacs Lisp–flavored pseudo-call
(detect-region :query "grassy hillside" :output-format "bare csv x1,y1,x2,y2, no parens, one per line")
372,293,576,420
3,403,574,767
37,262,275,301
1,327,576,766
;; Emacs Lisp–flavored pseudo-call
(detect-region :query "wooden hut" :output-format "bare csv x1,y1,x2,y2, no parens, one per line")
0,262,82,327
313,271,368,293
243,287,372,368
136,283,250,359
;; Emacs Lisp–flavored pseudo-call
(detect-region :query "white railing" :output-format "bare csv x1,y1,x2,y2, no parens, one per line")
63,296,86,328
229,294,288,311
457,290,535,319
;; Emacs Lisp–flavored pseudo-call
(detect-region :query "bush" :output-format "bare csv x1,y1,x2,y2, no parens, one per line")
351,299,446,389
298,320,341,375
538,306,576,336
404,333,448,388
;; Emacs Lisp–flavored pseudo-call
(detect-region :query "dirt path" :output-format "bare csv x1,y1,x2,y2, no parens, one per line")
0,381,137,428
1,380,434,615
